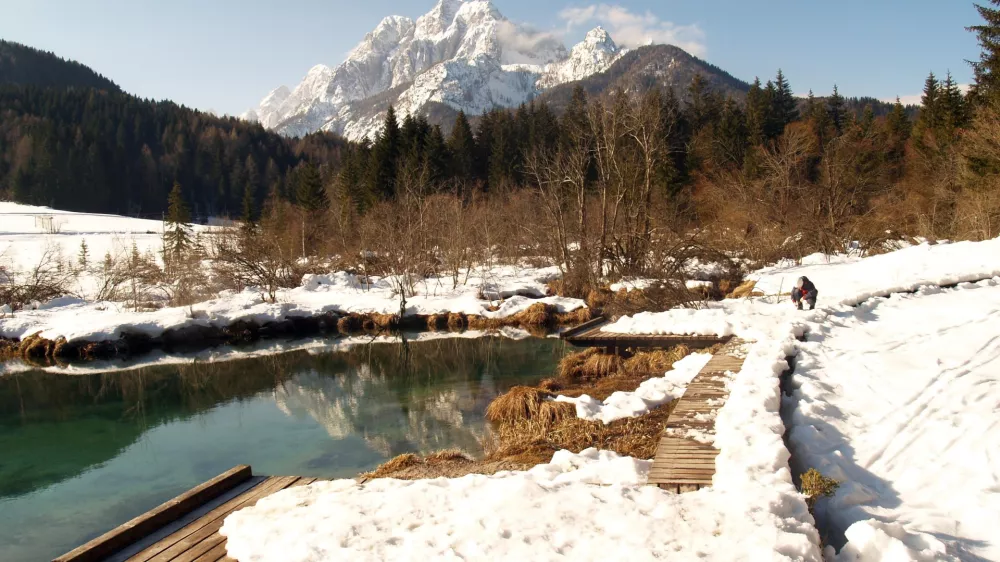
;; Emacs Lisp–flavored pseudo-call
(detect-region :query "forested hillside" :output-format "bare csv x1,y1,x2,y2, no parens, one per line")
0,40,119,92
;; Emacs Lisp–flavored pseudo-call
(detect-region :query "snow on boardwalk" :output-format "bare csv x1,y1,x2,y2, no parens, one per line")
788,280,1000,561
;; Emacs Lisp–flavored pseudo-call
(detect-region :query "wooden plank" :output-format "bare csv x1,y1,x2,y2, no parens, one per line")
54,466,253,562
559,316,608,339
191,541,228,562
165,476,308,562
138,476,301,562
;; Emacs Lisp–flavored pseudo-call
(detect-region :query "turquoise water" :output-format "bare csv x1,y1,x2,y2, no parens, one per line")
0,336,566,562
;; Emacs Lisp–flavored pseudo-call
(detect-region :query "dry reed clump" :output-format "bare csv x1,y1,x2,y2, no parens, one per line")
727,280,762,299
371,313,400,330
360,453,421,480
446,312,467,331
484,400,675,464
425,449,473,463
336,314,364,334
537,377,562,392
585,288,612,311
621,345,691,376
557,348,623,382
517,302,555,327
426,314,448,331
485,386,557,423
553,306,593,326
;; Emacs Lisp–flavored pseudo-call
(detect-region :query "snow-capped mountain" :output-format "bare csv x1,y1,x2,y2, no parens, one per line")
243,0,626,141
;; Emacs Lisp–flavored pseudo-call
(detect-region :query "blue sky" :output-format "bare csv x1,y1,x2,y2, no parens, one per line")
0,0,982,115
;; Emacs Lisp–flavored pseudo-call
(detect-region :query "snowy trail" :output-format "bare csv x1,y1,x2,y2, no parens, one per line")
787,280,1000,561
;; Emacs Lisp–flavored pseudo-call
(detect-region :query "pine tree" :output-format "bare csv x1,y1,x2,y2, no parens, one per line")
448,110,476,180
367,106,401,199
77,239,89,270
968,0,1000,103
887,97,912,141
771,69,799,132
295,161,326,212
745,78,768,145
920,72,941,130
940,71,968,130
860,105,876,135
827,85,846,134
713,97,748,168
163,181,192,266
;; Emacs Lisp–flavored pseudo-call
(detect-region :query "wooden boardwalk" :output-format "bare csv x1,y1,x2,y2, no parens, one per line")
561,316,731,353
648,340,747,492
54,466,320,562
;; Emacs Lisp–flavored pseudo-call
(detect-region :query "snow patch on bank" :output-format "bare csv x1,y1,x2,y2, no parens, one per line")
554,352,712,424
0,265,585,344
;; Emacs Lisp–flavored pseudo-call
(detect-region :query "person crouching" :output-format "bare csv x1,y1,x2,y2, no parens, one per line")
792,276,818,310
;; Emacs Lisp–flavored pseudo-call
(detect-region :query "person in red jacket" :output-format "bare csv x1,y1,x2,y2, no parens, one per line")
792,276,818,310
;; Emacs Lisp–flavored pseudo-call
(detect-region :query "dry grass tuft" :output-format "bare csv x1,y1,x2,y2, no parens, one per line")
425,449,473,463
336,314,363,334
621,345,691,377
727,280,761,299
485,386,555,423
361,453,421,479
447,312,467,331
518,302,554,327
585,288,612,311
537,377,563,392
557,348,623,382
426,314,448,331
372,313,400,330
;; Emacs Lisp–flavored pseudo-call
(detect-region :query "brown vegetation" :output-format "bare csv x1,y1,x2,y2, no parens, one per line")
367,345,697,481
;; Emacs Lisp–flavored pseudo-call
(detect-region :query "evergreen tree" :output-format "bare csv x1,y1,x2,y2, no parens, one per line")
713,97,748,168
919,72,941,130
860,105,876,135
448,110,476,180
367,106,401,199
423,125,449,188
77,239,89,270
827,85,846,134
886,97,912,141
968,0,1000,103
745,78,769,145
163,181,192,266
771,69,799,132
295,161,327,212
940,71,968,129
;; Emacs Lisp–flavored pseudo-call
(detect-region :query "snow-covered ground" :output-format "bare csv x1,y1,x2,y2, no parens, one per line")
1,203,586,344
788,280,1000,561
0,202,205,299
217,237,1000,562
0,267,584,343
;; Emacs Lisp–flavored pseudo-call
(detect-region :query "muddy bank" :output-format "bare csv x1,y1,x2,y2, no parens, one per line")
0,303,592,366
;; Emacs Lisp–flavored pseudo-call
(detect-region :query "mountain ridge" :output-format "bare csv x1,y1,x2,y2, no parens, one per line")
242,0,628,141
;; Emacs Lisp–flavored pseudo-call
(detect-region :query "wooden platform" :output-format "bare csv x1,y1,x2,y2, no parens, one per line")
54,466,320,562
648,340,747,492
561,316,731,352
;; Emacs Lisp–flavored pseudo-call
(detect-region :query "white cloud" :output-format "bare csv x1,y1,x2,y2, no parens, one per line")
496,20,566,65
558,4,706,57
882,83,971,107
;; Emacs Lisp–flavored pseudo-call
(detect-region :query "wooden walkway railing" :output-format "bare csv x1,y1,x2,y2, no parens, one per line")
648,340,747,492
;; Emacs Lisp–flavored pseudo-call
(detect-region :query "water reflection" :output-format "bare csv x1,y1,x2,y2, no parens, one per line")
0,335,566,562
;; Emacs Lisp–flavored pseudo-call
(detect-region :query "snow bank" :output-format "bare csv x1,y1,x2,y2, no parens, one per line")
0,266,585,343
221,447,820,562
749,238,1000,305
787,280,1000,561
554,353,712,424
